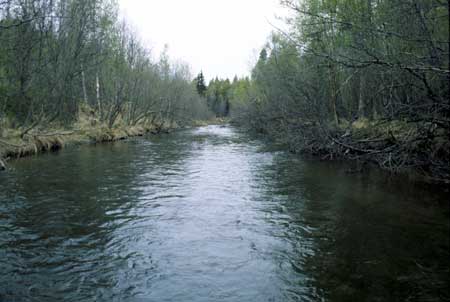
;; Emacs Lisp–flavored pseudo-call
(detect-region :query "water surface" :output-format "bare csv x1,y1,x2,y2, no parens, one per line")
0,125,448,301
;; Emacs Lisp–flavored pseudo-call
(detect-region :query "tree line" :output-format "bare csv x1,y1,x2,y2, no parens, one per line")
193,72,252,118
231,0,449,181
0,0,210,137
1,0,449,181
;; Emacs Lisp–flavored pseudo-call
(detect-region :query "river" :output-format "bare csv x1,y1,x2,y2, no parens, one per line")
0,125,448,301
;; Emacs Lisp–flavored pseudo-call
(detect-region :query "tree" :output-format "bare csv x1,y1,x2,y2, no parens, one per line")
194,71,207,97
0,0,211,136
233,0,450,181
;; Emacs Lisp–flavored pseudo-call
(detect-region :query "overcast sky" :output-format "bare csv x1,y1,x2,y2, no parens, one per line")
118,0,288,81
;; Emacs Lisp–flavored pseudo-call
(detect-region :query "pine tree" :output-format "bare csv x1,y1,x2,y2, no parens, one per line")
195,71,207,97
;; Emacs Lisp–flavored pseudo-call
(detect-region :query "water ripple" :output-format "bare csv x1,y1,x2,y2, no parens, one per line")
0,125,448,302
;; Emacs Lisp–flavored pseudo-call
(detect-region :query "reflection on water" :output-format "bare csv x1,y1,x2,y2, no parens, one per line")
0,125,448,302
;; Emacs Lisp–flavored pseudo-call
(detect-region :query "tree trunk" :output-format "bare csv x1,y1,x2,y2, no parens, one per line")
96,73,102,119
358,73,366,119
329,63,339,125
447,0,450,116
81,66,88,104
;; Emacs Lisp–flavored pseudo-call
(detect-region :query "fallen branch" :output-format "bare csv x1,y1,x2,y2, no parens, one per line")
26,130,77,137
0,139,26,149
330,136,387,154
355,137,391,143
0,158,6,171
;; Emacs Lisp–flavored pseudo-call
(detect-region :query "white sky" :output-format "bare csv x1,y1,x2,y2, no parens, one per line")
118,0,288,81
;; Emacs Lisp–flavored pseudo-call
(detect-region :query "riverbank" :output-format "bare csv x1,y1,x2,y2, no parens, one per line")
0,115,230,171
0,126,149,169
0,119,178,171
234,118,450,184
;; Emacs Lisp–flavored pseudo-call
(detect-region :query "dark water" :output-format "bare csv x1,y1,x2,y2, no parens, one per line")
0,125,448,302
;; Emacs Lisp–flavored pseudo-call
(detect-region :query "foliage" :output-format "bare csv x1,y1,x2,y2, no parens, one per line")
0,0,211,136
194,71,207,97
233,0,450,181
203,76,252,118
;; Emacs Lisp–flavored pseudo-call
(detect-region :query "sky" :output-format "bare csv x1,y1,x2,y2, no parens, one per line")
118,0,288,81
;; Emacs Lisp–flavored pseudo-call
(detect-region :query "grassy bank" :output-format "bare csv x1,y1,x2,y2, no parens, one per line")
0,124,162,162
0,113,229,171
0,110,180,171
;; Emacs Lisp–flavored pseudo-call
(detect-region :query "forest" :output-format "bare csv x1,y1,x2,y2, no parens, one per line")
200,0,449,183
0,0,210,148
1,1,449,300
1,0,450,182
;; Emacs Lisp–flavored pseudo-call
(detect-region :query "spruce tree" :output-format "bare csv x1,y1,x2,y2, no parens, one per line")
195,71,207,97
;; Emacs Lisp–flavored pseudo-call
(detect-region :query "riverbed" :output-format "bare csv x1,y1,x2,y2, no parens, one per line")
0,125,448,301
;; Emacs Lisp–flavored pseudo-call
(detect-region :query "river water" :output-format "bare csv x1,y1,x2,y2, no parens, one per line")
0,125,448,302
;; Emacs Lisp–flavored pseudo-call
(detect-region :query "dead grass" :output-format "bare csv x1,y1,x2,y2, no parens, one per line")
0,107,182,168
0,104,213,169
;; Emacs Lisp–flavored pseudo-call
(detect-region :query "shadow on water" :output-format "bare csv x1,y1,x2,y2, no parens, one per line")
259,154,449,301
0,125,448,302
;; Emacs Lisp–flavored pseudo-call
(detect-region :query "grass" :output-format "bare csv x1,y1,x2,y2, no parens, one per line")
0,108,178,167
